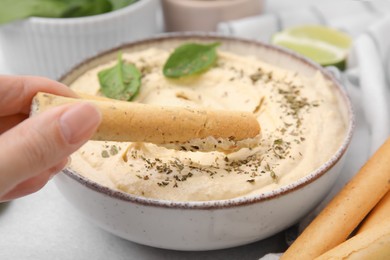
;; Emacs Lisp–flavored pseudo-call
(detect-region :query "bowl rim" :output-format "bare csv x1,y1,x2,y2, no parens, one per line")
60,32,355,210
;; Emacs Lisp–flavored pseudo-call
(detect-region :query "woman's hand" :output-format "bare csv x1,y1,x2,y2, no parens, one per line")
0,75,101,202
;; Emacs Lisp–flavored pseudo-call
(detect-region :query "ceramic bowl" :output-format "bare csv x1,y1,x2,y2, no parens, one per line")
55,33,354,251
0,0,160,79
161,0,264,32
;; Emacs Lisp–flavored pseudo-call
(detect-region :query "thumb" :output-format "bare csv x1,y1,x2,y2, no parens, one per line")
0,103,101,196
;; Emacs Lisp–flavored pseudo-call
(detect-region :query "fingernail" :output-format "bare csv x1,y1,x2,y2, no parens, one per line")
65,156,72,167
59,103,101,144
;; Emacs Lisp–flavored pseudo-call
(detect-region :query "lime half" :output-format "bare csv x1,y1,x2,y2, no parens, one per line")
271,25,352,70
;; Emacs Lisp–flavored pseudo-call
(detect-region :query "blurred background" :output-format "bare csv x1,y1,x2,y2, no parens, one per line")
1,0,389,80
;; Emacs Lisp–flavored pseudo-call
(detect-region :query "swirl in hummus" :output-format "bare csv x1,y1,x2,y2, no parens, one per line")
68,47,348,201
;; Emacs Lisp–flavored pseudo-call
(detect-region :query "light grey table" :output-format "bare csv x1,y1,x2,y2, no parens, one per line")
0,181,289,260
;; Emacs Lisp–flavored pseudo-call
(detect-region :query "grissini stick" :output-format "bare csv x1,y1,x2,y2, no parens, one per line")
315,218,390,259
356,191,390,234
318,192,390,259
281,137,390,260
31,92,261,152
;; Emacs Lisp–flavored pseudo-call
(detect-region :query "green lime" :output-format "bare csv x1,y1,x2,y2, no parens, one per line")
271,25,352,70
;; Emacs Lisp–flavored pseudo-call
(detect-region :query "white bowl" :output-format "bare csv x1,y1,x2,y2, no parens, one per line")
55,33,354,251
0,0,159,79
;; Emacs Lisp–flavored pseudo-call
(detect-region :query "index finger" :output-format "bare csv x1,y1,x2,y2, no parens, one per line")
0,75,77,116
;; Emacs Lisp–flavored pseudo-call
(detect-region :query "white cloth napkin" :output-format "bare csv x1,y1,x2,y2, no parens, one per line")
352,25,390,154
218,1,390,258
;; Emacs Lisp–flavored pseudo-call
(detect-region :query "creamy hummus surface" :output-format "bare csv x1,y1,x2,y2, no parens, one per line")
69,47,348,201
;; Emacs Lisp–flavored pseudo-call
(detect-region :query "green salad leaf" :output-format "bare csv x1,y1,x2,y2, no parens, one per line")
98,52,141,101
0,0,68,24
60,0,112,18
109,0,137,10
0,0,138,25
163,42,220,78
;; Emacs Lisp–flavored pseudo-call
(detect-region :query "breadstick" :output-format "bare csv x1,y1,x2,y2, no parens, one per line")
357,191,390,234
31,92,260,146
315,218,390,259
281,137,390,260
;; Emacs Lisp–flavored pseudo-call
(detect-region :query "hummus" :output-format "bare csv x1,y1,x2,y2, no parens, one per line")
69,47,347,201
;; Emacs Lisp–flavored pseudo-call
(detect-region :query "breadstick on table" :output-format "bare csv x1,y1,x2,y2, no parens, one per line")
315,218,390,259
31,92,260,151
356,190,390,234
281,137,390,260
317,193,390,259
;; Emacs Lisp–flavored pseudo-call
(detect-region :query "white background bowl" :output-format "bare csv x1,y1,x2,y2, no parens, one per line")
0,0,160,80
56,34,354,251
161,0,264,32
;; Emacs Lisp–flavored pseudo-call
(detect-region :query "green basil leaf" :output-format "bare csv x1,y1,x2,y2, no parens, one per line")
98,52,141,101
108,0,137,10
163,42,220,78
